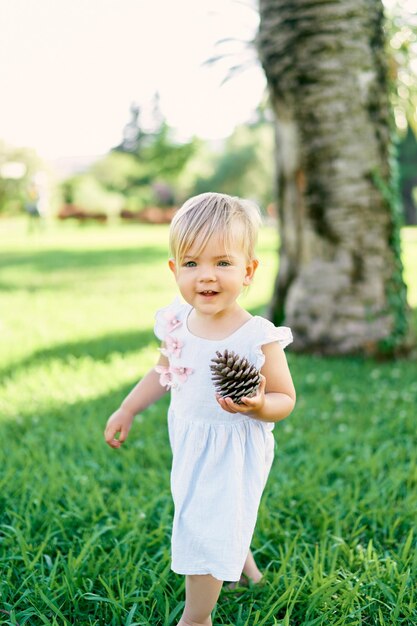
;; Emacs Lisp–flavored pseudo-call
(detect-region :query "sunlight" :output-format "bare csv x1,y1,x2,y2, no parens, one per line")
0,0,263,161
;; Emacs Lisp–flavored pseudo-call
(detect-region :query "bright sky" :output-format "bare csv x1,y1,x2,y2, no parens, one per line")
0,0,265,160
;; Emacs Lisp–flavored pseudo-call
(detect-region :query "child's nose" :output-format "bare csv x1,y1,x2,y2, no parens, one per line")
198,265,216,281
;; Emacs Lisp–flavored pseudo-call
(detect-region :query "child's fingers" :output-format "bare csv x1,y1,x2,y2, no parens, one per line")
217,394,253,413
223,397,239,412
215,394,237,413
118,426,129,444
106,438,120,449
216,378,266,413
104,424,123,448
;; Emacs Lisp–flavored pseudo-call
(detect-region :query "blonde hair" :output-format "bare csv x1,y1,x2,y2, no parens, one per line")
169,192,261,264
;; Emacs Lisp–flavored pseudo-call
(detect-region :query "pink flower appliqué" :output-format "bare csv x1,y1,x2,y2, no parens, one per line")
155,365,174,390
164,311,182,332
160,334,183,358
170,366,193,384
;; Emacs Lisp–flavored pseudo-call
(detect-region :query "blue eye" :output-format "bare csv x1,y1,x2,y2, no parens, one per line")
218,260,231,267
183,261,197,267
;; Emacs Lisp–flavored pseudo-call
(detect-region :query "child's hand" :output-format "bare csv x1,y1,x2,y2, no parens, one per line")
104,407,134,449
216,375,266,416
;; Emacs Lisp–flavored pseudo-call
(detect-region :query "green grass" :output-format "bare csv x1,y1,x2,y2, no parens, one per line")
0,218,416,626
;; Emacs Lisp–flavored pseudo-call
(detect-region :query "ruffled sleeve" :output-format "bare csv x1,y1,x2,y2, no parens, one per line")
154,297,187,341
253,317,293,369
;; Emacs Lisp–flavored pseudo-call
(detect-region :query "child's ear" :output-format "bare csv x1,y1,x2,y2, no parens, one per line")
168,258,177,276
243,259,259,286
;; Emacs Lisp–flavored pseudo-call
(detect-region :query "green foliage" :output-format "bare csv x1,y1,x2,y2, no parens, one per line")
0,141,45,215
60,116,274,217
61,110,198,215
139,122,197,184
90,152,144,193
62,173,125,216
57,96,276,218
186,122,274,208
111,116,198,207
0,221,416,625
111,122,197,192
193,143,256,194
384,2,417,225
397,126,417,224
372,135,412,355
384,0,417,135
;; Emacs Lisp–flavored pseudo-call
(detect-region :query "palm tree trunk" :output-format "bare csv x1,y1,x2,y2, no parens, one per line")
258,0,412,355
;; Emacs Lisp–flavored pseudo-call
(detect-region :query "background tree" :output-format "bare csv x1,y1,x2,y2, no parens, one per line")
62,100,197,214
0,141,44,215
187,112,275,208
61,101,276,216
257,0,413,356
111,96,196,207
398,126,417,224
385,0,417,225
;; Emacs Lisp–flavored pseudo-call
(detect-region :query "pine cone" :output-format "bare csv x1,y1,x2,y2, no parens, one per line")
210,349,261,404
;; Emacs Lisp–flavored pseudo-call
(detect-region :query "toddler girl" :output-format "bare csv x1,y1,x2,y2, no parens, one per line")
104,192,296,626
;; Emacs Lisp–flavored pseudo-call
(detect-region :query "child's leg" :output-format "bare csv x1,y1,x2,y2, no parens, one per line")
226,549,263,590
177,574,223,626
242,548,263,582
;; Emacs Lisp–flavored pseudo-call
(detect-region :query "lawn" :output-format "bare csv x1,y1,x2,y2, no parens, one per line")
0,219,416,626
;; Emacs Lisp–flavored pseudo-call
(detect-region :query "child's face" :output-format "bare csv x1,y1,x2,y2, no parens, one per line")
169,233,258,317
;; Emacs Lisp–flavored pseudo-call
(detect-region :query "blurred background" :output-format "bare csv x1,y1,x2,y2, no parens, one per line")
0,0,414,228
0,0,276,222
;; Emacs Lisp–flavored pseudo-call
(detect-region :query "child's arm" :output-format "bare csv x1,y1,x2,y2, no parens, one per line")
104,352,169,449
216,342,296,422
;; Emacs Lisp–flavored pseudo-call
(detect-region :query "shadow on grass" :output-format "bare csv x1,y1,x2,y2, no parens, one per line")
1,315,417,625
1,346,416,625
1,327,156,382
6,304,415,386
0,372,175,622
2,305,272,383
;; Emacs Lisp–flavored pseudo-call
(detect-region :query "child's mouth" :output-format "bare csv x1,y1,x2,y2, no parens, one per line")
200,290,218,297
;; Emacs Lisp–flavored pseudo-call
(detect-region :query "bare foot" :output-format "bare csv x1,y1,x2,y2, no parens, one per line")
226,572,263,590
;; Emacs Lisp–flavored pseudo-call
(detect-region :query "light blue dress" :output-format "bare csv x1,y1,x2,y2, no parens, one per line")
154,298,292,582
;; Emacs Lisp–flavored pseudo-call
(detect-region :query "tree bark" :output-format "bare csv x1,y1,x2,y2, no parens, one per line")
258,0,412,355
